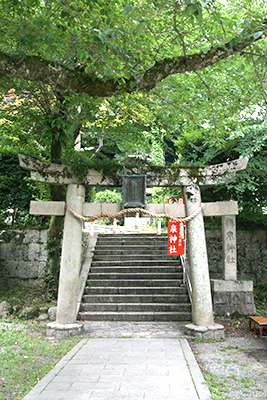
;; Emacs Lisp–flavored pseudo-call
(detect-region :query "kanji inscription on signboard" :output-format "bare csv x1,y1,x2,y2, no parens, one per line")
167,197,184,256
167,220,184,256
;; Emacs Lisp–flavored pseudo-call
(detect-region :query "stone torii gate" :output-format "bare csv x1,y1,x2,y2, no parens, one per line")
19,154,247,337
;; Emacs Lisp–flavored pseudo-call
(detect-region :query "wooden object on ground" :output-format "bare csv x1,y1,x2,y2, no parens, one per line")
249,316,267,338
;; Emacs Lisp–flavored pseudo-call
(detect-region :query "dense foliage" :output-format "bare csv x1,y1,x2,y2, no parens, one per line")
0,1,267,289
0,153,49,228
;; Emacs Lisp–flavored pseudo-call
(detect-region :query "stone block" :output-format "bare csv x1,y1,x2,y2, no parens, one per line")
39,245,47,262
164,203,185,217
16,261,39,279
146,203,165,215
39,230,47,244
212,282,256,316
30,201,65,216
185,323,224,341
213,292,229,304
46,321,84,338
83,203,101,216
194,331,203,339
244,304,256,314
246,245,261,261
38,262,47,278
0,243,9,260
48,306,57,321
38,313,48,321
23,231,40,244
1,261,19,278
40,306,48,313
203,201,238,216
28,243,41,261
18,306,39,319
83,202,121,217
202,330,215,341
231,292,242,305
250,230,267,243
244,293,254,304
214,329,225,340
213,304,231,316
2,244,25,261
211,279,253,292
0,301,12,318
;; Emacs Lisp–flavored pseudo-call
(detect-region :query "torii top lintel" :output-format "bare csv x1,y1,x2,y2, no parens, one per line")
18,154,248,187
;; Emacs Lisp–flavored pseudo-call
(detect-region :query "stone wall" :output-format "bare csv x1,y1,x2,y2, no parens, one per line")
206,230,267,286
0,230,47,286
0,229,267,287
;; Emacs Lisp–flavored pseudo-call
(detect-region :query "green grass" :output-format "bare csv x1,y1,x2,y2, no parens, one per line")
0,284,56,314
203,371,227,400
0,320,81,400
0,285,81,399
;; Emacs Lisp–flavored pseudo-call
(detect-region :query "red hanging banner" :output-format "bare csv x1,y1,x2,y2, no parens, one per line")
167,220,184,255
167,197,184,256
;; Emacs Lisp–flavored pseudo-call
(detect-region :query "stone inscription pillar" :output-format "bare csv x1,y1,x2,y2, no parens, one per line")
183,184,214,326
56,184,85,325
222,215,237,280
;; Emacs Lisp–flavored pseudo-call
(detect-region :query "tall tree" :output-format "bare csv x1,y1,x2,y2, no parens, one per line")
0,0,266,100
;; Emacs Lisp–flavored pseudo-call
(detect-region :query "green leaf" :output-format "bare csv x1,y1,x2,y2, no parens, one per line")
253,31,264,40
105,28,113,35
229,38,239,47
98,31,105,43
123,5,132,15
135,22,144,36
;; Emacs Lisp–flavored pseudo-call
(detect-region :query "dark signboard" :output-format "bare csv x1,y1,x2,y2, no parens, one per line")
122,175,146,209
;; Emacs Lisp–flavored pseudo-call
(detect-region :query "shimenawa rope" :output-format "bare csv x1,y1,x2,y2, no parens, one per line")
67,205,202,223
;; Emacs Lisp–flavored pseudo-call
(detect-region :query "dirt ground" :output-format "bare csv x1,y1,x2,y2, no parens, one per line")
190,317,267,400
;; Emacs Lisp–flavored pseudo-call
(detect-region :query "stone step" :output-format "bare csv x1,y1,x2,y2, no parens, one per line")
90,266,181,274
88,272,181,280
98,233,168,237
96,236,168,243
95,244,168,250
91,260,180,267
83,286,188,295
86,279,183,287
78,233,191,323
82,294,190,304
78,311,192,322
80,303,191,312
96,239,168,246
95,244,169,250
93,254,177,261
97,233,168,239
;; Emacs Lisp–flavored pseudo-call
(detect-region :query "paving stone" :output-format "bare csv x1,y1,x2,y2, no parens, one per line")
22,334,211,400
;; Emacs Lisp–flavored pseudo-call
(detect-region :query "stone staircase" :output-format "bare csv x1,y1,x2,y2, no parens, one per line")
78,233,191,322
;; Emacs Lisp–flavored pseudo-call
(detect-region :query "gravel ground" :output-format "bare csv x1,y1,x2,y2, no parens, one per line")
190,317,267,400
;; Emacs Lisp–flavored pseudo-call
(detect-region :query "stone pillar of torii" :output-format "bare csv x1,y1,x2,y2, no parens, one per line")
19,154,247,337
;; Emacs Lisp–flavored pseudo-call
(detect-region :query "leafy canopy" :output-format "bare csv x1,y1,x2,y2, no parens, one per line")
0,0,266,97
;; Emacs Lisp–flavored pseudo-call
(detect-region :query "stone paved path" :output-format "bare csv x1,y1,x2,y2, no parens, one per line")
23,322,211,400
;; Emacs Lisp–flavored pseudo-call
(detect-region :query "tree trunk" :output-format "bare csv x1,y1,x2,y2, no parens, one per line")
45,135,65,297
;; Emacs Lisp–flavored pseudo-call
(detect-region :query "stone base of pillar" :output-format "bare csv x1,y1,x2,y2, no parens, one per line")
211,279,256,316
185,323,225,341
46,321,84,338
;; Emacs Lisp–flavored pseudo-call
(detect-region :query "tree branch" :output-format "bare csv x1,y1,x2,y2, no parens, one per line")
173,1,188,60
194,71,217,132
151,90,196,122
0,29,266,97
251,51,267,106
